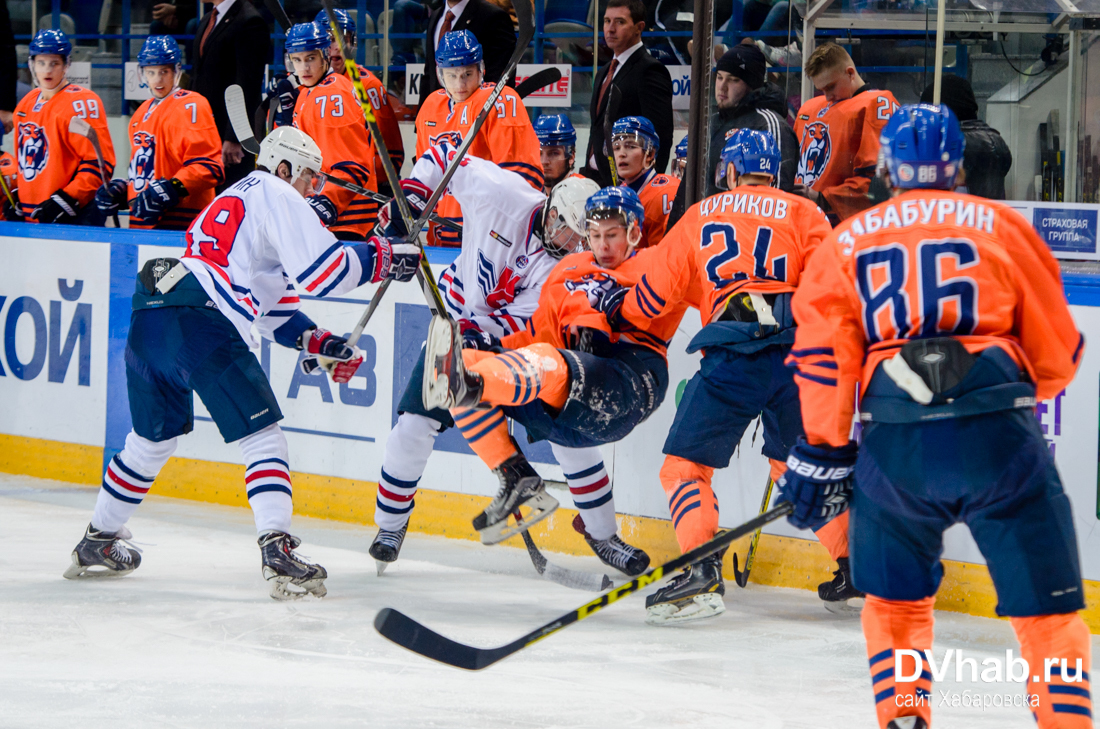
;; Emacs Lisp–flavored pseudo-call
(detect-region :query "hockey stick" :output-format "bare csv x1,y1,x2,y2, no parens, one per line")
515,510,613,593
68,116,119,227
603,85,621,185
316,172,462,232
733,476,774,588
262,0,292,31
374,502,794,670
226,85,261,155
514,67,562,101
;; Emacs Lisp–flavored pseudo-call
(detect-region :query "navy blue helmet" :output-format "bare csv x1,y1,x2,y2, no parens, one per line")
716,128,781,189
879,103,965,190
29,29,72,59
138,35,181,67
534,114,577,148
436,30,483,68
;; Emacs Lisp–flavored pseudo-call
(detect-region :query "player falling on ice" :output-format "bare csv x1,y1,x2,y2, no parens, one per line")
422,186,680,562
534,113,582,193
611,129,846,624
367,143,598,568
783,104,1092,729
13,29,116,224
281,21,379,239
95,35,223,231
610,116,679,249
62,127,419,599
414,30,542,246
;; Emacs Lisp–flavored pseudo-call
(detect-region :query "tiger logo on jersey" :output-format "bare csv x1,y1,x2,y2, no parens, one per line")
796,121,831,188
129,131,156,193
17,122,49,182
564,272,617,304
429,131,463,149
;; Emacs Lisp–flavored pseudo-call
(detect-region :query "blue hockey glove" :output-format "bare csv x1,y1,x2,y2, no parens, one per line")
95,179,128,215
31,190,79,224
131,178,186,223
374,179,428,238
272,76,299,128
307,194,338,227
301,328,364,384
367,235,420,283
587,279,629,328
460,320,501,351
777,438,859,530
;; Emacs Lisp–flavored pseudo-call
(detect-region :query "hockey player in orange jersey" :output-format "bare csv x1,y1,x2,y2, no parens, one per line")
784,105,1092,729
415,30,542,246
615,129,851,623
534,114,584,192
0,150,18,220
284,21,378,240
14,29,116,225
421,186,681,557
95,36,223,231
611,115,679,249
794,43,897,224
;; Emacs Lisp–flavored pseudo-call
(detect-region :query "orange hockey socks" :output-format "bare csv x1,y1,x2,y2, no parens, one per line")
451,406,515,470
1011,613,1093,728
814,509,850,561
464,343,569,409
660,455,718,553
862,595,935,729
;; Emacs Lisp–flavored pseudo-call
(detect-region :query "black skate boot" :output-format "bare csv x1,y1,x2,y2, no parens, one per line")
887,718,927,729
472,451,558,545
645,552,726,626
63,524,142,579
258,531,328,600
369,521,408,576
572,514,650,576
819,557,865,614
422,315,483,410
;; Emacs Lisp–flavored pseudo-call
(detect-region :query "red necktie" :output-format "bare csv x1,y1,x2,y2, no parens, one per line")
597,58,619,115
438,10,455,47
200,11,217,56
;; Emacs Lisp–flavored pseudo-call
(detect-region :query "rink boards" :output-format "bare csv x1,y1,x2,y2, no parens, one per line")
1,221,1099,629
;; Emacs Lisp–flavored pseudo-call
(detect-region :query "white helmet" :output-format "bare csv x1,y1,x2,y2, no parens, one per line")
258,126,323,182
542,176,601,259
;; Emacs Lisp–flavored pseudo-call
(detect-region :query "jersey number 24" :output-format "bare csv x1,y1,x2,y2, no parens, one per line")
702,222,787,287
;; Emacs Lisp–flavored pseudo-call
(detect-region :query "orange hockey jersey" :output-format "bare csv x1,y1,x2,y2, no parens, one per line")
354,64,405,177
625,168,680,249
293,71,379,237
415,84,542,246
794,86,898,222
789,190,1084,448
127,88,223,230
14,84,115,219
0,152,17,196
622,185,832,329
503,247,688,358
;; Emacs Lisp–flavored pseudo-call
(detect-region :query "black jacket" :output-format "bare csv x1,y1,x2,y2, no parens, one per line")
0,0,16,113
667,82,797,230
421,0,517,99
961,119,1012,200
584,46,674,187
191,0,271,145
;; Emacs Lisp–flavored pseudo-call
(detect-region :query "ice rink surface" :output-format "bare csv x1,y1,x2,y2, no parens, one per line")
2,474,1096,729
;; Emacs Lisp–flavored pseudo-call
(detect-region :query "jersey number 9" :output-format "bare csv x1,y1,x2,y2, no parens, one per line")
186,196,247,267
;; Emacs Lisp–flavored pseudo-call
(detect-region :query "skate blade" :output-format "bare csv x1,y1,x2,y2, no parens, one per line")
422,316,457,411
823,596,865,615
478,492,559,545
62,553,135,580
645,593,726,626
265,572,328,601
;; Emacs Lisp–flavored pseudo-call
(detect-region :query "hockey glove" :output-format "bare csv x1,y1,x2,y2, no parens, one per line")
31,190,79,224
374,179,429,238
777,438,859,530
460,320,501,351
300,328,364,384
2,189,22,221
95,179,129,216
307,194,338,227
272,76,299,128
587,279,629,329
368,235,421,283
132,178,187,223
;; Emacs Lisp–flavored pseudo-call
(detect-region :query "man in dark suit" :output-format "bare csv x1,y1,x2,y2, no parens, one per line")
420,0,516,99
584,0,673,187
191,0,271,188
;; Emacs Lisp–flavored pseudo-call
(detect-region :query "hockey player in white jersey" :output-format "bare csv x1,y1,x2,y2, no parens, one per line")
62,127,419,599
368,143,622,567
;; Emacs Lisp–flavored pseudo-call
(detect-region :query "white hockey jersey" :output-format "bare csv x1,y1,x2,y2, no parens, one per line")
406,145,556,338
182,171,368,346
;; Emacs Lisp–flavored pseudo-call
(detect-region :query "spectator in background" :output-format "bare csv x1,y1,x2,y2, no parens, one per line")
666,44,796,229
1,0,16,133
420,0,516,99
191,0,271,189
920,75,1012,200
151,0,198,36
583,0,673,187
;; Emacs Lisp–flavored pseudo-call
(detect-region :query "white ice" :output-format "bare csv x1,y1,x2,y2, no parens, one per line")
2,473,1096,728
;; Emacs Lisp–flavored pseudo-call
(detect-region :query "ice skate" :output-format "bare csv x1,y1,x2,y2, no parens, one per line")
63,524,142,579
572,514,650,576
887,718,927,729
422,315,483,410
369,522,408,575
258,531,328,600
472,452,558,545
819,557,865,614
645,552,726,625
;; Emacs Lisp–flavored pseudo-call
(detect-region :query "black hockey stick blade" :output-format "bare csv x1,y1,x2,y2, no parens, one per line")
603,85,622,184
263,0,292,31
517,515,612,592
515,67,562,100
225,85,261,155
374,502,793,670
